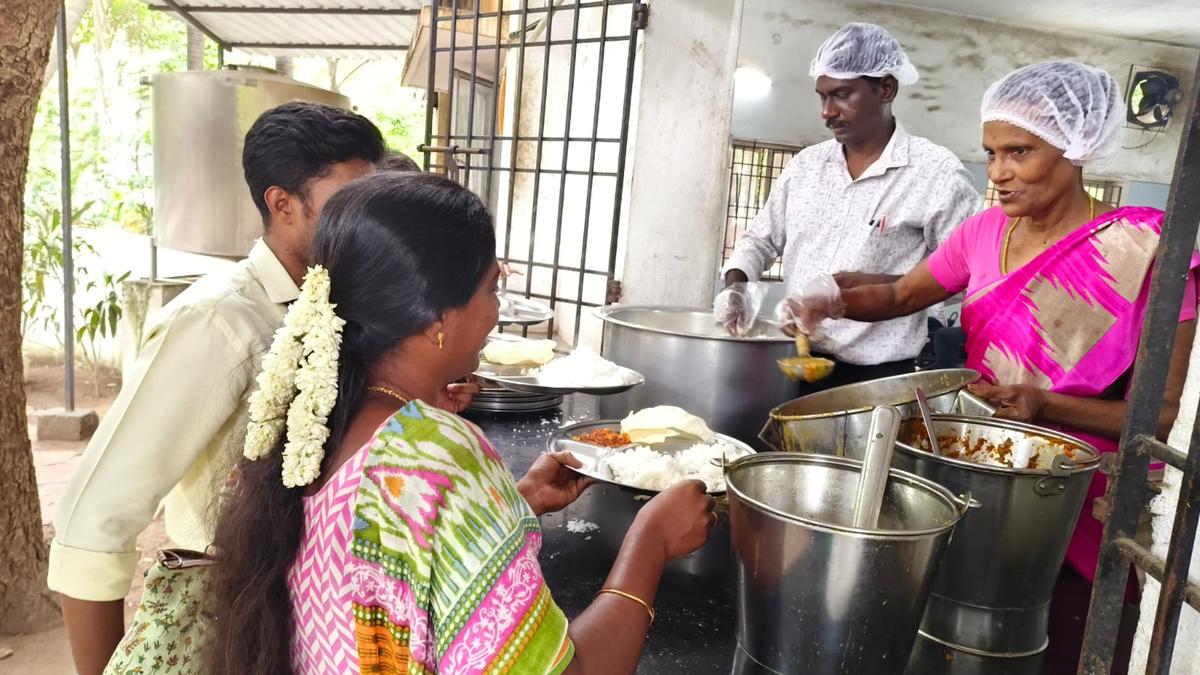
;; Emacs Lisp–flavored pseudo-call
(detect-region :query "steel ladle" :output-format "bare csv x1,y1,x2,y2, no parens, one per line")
915,386,942,456
776,333,835,383
851,405,902,529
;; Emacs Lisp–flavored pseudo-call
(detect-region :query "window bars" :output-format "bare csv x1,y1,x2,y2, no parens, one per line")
422,0,647,347
984,179,1124,209
722,139,801,280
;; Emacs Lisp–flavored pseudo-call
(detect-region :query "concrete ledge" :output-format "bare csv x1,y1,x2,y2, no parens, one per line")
35,408,99,442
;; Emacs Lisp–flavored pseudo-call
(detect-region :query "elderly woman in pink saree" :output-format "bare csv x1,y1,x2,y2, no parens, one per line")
777,60,1199,583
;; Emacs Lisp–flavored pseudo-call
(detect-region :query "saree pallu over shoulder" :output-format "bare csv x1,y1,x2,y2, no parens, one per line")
961,206,1197,398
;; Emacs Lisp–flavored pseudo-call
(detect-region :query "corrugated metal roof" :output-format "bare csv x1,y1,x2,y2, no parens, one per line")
144,1,425,58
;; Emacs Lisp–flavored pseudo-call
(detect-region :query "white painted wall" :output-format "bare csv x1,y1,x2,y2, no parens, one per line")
734,0,1198,185
22,228,234,372
618,0,743,308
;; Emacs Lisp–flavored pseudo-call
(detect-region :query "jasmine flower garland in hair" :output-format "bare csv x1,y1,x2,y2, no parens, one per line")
243,323,302,461
241,266,346,488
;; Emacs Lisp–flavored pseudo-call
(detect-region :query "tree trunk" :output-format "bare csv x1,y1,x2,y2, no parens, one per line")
0,0,67,633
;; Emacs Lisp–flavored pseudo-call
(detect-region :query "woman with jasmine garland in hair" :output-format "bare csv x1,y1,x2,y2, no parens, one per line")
205,172,716,674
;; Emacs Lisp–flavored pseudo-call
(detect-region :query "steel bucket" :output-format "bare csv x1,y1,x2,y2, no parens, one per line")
760,369,980,458
891,415,1100,657
726,453,971,675
595,306,797,448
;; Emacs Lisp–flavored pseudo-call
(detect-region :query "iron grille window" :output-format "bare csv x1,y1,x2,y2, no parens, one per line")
984,178,1124,207
1085,179,1125,206
424,0,645,348
722,139,802,280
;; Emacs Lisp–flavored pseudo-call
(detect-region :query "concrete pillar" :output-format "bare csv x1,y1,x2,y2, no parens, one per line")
618,0,743,307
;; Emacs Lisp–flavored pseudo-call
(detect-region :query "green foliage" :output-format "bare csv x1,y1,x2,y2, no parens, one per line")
77,270,131,396
22,0,425,378
27,0,184,240
21,185,97,344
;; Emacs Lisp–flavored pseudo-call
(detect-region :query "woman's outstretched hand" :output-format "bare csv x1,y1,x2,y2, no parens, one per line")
517,451,595,516
968,382,1047,423
436,376,483,413
632,479,716,562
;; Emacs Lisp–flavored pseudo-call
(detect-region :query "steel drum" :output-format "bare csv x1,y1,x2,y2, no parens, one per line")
892,415,1100,657
596,305,797,448
726,453,971,674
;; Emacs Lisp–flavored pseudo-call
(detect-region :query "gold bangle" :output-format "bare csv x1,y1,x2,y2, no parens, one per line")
595,588,655,624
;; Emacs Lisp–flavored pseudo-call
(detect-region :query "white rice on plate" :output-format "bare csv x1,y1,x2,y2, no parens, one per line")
536,348,627,388
604,441,749,492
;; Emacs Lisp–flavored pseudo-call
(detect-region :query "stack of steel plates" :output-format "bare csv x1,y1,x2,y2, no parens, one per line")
466,380,563,414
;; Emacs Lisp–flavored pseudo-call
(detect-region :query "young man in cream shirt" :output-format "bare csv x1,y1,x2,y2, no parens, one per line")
48,102,408,674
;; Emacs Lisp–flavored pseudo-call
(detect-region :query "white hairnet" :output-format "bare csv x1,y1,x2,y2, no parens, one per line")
980,61,1123,165
809,23,919,86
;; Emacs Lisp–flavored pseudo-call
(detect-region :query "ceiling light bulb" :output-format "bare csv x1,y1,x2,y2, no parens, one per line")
734,66,772,100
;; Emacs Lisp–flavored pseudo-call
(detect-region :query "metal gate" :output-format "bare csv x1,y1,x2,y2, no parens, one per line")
420,0,647,347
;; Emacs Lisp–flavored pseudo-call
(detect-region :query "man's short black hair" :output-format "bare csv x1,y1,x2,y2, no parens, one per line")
377,152,422,173
242,101,386,223
860,74,899,92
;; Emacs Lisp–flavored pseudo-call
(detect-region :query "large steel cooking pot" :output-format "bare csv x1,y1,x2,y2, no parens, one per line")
761,369,979,458
891,415,1100,657
596,306,797,448
726,453,970,675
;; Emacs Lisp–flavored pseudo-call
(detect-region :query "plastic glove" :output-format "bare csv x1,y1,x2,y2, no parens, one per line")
713,282,769,337
774,274,845,336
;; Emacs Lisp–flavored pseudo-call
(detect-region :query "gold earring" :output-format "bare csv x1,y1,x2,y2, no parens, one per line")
437,331,445,350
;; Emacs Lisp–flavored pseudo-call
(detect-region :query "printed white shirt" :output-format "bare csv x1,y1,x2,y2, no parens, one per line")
723,123,980,365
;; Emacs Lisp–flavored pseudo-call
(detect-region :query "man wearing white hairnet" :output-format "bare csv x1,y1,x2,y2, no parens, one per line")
716,23,979,389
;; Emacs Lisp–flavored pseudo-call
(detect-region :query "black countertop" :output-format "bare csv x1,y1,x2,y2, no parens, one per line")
465,396,1122,675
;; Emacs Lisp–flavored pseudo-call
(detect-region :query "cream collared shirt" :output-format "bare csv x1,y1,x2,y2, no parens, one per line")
723,124,980,365
48,240,299,601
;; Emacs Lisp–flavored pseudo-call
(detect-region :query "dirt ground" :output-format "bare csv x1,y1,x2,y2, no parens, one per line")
0,358,168,675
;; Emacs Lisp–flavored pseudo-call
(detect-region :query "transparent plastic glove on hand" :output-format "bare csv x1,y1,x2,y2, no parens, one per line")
774,274,845,336
713,282,769,337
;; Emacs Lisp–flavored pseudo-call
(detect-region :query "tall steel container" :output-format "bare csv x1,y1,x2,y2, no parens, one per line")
151,70,350,258
726,453,970,674
596,306,797,447
891,415,1100,657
